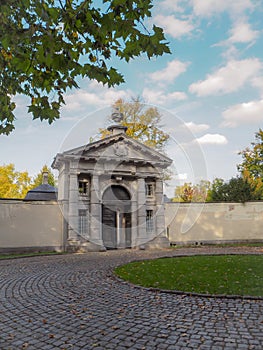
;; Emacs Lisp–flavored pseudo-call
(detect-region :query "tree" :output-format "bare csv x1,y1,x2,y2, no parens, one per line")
0,1,170,135
100,98,170,152
209,177,255,203
0,163,32,198
238,129,263,178
194,180,211,202
0,164,56,199
31,164,56,187
208,178,226,202
237,129,263,199
173,180,211,202
173,183,193,202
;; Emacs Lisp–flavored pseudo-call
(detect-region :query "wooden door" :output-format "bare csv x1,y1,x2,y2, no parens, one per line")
124,212,131,248
102,206,117,249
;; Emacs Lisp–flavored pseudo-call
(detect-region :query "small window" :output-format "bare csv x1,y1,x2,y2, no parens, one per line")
146,210,154,233
79,209,88,235
146,183,155,197
79,180,89,195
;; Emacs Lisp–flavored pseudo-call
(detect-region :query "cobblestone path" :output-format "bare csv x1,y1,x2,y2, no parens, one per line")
0,248,262,349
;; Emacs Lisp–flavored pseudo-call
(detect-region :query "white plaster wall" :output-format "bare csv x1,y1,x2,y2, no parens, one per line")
1,200,263,252
0,200,63,251
165,202,263,244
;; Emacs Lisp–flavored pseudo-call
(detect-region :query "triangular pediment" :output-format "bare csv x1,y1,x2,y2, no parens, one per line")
53,133,172,168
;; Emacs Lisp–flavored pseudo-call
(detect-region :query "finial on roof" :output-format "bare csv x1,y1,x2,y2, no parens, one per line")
107,107,127,135
111,107,124,123
42,171,49,185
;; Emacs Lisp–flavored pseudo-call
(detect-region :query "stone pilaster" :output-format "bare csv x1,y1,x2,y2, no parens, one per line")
135,177,147,246
89,174,104,247
155,179,165,235
145,178,170,249
68,171,79,241
131,200,137,247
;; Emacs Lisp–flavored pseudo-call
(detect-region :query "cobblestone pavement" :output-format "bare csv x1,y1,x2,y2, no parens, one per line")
0,247,262,350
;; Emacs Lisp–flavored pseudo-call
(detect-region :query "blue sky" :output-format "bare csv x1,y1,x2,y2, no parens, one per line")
1,0,263,197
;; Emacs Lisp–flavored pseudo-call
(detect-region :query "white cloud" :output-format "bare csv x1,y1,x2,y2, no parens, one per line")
160,0,186,12
175,173,188,181
215,19,261,59
189,58,262,96
19,124,39,135
149,59,190,84
251,77,263,97
192,1,226,17
142,88,187,105
63,81,131,112
228,20,259,44
192,0,255,17
154,14,194,38
185,122,210,133
196,133,228,145
222,99,263,127
167,91,188,101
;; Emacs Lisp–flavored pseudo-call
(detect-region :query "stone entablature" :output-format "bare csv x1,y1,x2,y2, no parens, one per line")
52,126,172,251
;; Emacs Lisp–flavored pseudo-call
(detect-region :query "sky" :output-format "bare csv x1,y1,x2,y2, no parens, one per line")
1,0,263,197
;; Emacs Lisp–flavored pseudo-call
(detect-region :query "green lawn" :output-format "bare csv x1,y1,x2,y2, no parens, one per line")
115,255,263,297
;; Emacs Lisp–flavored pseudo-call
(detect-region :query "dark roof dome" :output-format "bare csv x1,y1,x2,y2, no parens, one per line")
24,172,57,201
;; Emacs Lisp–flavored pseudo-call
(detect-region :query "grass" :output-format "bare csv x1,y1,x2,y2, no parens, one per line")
115,255,263,297
171,242,263,248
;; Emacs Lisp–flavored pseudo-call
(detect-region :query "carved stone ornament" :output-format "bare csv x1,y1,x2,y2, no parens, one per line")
114,142,129,157
111,108,124,123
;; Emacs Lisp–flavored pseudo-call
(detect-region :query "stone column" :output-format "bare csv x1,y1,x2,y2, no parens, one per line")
89,174,104,247
155,179,165,235
135,177,147,246
153,178,170,248
131,200,137,248
68,171,79,241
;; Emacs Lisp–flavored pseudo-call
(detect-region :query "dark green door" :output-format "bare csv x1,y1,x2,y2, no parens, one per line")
102,185,131,249
123,212,131,248
102,206,117,249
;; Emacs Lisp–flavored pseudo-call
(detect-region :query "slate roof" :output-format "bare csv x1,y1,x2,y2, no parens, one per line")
24,184,58,201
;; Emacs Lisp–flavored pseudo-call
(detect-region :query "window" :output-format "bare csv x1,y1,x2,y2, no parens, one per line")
79,180,89,195
79,209,88,235
146,183,155,197
146,210,154,233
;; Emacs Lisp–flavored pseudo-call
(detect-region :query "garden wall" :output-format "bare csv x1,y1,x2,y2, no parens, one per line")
0,200,64,253
1,200,263,253
165,201,263,245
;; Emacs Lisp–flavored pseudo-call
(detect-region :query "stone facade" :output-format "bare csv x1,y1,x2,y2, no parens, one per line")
52,126,172,252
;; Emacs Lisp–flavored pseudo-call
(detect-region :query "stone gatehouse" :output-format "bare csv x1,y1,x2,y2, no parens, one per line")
52,123,172,252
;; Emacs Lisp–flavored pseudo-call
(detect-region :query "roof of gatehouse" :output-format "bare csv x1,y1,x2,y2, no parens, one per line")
52,131,173,170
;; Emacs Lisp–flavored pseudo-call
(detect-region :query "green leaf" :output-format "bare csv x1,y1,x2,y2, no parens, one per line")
0,0,170,135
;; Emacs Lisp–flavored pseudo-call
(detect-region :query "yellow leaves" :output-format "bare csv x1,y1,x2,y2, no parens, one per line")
72,31,78,38
89,53,97,62
1,48,12,61
0,163,31,199
99,98,169,152
99,128,111,139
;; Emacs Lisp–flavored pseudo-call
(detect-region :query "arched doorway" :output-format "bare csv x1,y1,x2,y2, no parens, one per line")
102,185,131,249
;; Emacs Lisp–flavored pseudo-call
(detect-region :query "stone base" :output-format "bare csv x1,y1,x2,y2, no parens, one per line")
66,240,106,253
79,242,106,252
66,240,81,253
142,235,170,250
